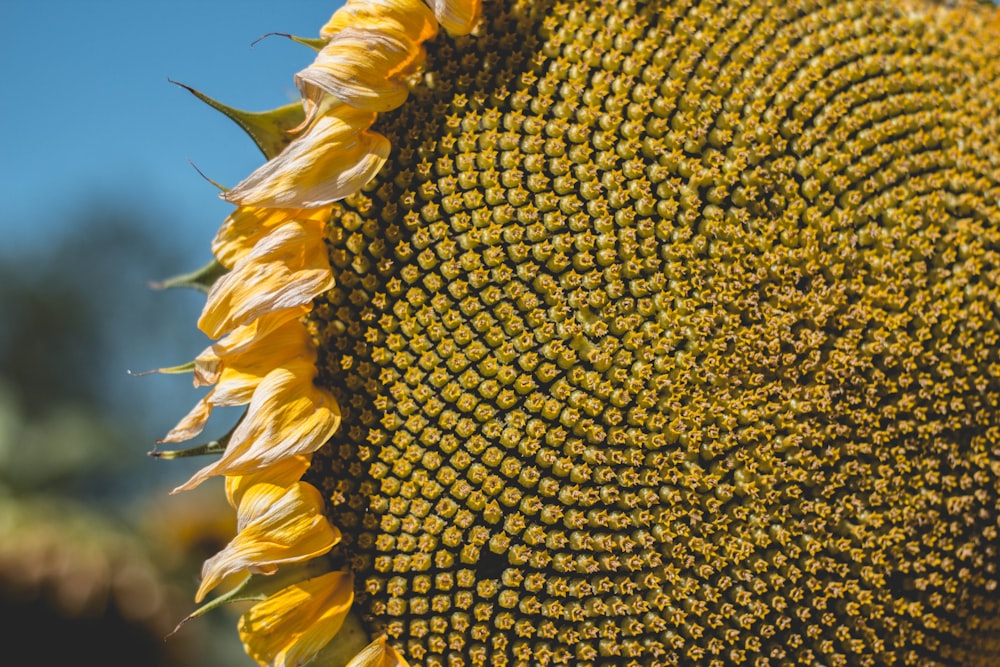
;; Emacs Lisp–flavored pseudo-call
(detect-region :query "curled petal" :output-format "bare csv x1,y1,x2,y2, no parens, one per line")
160,398,214,444
320,0,437,42
201,317,315,394
193,307,309,387
212,206,331,269
239,571,354,667
346,636,410,667
162,313,316,443
424,0,481,35
222,106,390,209
225,455,312,509
195,481,339,602
160,321,319,444
199,220,335,339
295,29,426,114
174,360,341,492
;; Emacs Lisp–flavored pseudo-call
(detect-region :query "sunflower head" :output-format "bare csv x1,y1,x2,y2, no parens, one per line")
158,1,1000,666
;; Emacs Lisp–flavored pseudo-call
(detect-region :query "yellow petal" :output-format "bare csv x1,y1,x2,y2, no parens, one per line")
222,105,390,208
303,0,438,116
162,316,316,444
212,207,332,269
225,455,312,509
199,220,335,339
346,636,410,667
424,0,481,35
159,397,214,443
209,321,316,399
174,360,341,491
195,481,339,602
320,0,437,42
193,307,309,387
239,571,354,667
294,30,426,114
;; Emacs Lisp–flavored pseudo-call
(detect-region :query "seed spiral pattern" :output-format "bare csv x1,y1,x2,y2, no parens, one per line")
306,0,1000,665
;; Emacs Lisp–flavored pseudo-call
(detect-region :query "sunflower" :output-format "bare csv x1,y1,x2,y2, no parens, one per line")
156,1,1000,665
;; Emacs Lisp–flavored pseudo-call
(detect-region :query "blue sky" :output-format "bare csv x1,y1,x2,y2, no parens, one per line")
0,1,337,253
0,3,344,494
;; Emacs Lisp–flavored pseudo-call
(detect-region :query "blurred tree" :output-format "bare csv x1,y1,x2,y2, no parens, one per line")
0,200,245,667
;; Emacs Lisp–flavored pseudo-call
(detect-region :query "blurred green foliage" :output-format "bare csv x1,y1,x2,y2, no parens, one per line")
0,203,247,666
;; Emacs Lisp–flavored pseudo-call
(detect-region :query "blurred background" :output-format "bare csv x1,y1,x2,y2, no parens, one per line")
0,2,338,664
10,2,996,666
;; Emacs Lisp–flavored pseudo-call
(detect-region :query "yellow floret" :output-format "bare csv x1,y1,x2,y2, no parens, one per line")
303,1,1000,665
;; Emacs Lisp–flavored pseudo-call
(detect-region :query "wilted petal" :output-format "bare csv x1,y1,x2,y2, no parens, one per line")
225,455,312,508
193,307,309,387
199,220,335,339
208,320,316,400
212,206,331,269
222,106,389,209
320,0,437,42
239,571,354,667
424,0,481,35
295,29,425,114
162,314,315,444
195,480,339,602
174,360,341,492
346,636,410,667
159,398,214,444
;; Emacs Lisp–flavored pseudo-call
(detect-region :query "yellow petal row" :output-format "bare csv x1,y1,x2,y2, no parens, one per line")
199,219,336,339
163,1,480,665
193,307,310,387
195,481,340,603
174,360,342,492
160,313,314,443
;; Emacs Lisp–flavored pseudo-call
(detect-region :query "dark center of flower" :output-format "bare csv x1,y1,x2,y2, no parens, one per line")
307,0,1000,664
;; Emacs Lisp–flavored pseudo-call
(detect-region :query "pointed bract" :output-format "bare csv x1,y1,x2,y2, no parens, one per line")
150,258,228,293
172,80,306,160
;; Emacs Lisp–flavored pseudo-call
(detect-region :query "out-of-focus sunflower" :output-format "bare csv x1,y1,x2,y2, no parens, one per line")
155,1,1000,666
0,493,195,666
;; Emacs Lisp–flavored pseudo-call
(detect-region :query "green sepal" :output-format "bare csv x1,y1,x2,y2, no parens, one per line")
156,360,197,375
186,158,229,192
149,425,231,460
170,560,332,635
291,36,327,51
127,360,195,377
170,79,305,159
254,32,327,52
149,258,228,293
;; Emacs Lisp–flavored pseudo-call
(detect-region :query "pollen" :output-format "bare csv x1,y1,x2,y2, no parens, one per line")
302,0,1000,665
